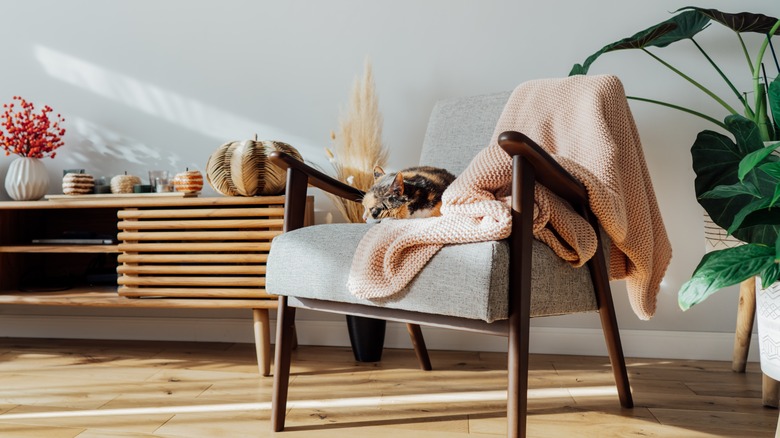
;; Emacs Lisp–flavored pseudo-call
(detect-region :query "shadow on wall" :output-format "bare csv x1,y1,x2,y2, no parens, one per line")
1,44,325,196
61,117,177,183
33,45,311,147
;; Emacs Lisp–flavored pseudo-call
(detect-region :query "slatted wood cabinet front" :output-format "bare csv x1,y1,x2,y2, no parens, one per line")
0,196,312,377
116,201,285,299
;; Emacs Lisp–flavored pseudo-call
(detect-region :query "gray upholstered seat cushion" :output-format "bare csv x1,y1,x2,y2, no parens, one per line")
266,223,597,323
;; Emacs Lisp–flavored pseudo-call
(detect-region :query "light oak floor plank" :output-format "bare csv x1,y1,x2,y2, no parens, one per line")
0,338,775,437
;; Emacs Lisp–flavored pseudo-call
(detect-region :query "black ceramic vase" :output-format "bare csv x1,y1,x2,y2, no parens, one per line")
346,315,386,362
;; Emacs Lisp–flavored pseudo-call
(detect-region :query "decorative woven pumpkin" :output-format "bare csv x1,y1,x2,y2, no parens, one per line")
110,172,141,194
62,173,95,195
172,169,204,193
206,136,302,196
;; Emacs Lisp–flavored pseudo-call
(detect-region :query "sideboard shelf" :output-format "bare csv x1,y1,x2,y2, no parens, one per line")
0,245,120,253
0,288,277,308
0,195,313,376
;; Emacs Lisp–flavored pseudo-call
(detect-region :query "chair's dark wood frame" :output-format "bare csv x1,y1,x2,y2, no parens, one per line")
269,130,633,438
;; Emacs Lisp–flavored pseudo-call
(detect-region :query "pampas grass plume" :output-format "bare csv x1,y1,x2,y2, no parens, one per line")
326,58,388,223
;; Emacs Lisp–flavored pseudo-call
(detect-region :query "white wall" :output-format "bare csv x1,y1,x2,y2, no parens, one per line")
0,0,774,360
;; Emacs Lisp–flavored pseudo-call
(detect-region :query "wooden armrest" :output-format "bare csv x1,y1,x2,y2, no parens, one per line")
498,131,588,208
269,151,364,203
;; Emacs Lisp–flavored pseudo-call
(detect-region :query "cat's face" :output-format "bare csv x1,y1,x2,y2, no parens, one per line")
362,167,409,221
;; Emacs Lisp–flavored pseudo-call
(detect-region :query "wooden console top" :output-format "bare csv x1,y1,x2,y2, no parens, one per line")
0,195,286,209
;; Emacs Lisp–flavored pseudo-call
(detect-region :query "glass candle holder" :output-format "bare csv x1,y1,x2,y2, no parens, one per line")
148,170,169,191
93,176,111,194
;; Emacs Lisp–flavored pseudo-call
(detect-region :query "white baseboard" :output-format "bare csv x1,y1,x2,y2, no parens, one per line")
0,314,758,362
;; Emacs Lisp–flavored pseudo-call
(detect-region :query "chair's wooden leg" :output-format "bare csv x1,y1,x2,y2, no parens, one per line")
764,374,780,408
406,323,432,371
597,294,633,408
507,309,531,438
507,155,535,438
733,278,756,373
272,297,297,432
252,308,271,377
584,222,633,408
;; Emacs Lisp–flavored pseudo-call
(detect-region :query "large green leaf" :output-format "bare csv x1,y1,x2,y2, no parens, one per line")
760,162,780,179
677,7,779,34
725,114,765,154
678,243,775,310
692,130,751,240
739,141,780,180
736,210,780,230
569,10,709,75
650,10,713,47
773,184,780,207
699,181,760,199
728,197,773,234
569,23,676,75
760,259,780,285
691,116,777,245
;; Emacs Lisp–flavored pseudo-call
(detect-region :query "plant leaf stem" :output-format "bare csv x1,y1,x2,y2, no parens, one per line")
763,63,776,130
753,21,780,141
642,48,739,116
769,37,780,72
690,38,746,109
737,32,755,74
627,96,728,130
732,32,756,120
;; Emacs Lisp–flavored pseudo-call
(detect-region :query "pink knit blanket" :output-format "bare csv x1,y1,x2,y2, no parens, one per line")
347,75,672,320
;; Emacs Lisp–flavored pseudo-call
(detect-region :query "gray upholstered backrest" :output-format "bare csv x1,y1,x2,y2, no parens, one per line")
418,91,510,175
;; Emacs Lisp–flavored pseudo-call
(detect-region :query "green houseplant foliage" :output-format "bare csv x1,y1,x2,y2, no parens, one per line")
570,8,780,310
571,8,779,140
682,116,780,308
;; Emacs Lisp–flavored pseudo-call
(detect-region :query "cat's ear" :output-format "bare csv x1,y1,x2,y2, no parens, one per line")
391,172,405,195
373,166,385,179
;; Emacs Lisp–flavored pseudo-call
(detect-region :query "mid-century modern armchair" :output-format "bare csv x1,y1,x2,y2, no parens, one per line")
265,76,666,438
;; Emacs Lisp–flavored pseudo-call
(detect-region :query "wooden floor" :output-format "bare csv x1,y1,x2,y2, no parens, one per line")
0,337,775,437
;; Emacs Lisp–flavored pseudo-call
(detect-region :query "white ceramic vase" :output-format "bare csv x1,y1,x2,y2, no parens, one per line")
749,141,780,381
4,156,50,201
756,278,780,381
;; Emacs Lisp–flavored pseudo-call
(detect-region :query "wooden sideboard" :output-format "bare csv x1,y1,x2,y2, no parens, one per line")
0,195,313,376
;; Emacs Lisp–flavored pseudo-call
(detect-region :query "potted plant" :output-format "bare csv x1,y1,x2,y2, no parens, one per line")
571,8,779,376
571,8,779,246
0,96,66,200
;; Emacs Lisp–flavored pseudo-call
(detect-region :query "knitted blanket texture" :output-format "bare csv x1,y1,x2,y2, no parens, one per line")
347,75,672,320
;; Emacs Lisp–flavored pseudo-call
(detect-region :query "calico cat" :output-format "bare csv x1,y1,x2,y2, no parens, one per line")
362,166,456,221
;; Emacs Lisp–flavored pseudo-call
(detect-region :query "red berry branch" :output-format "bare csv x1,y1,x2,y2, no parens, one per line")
0,96,66,159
